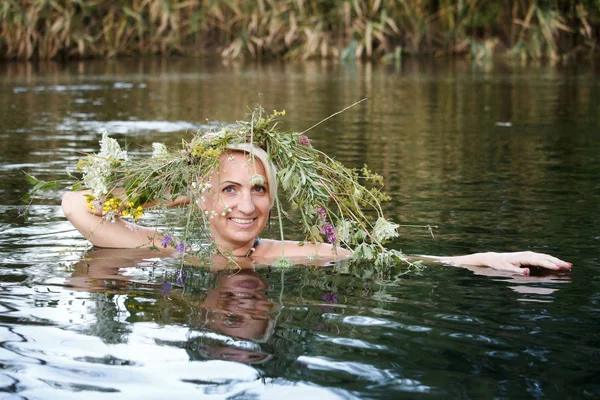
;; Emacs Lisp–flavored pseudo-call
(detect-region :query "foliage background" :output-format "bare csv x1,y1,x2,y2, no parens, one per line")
1,0,599,61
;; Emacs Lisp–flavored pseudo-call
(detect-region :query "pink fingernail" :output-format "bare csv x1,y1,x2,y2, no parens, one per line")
522,268,530,276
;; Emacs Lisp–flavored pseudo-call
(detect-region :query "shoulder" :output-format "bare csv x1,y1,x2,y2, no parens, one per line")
254,239,353,262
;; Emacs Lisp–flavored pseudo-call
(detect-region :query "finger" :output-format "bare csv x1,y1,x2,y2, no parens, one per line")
530,252,573,270
489,261,530,276
546,257,573,270
526,255,572,271
529,258,563,271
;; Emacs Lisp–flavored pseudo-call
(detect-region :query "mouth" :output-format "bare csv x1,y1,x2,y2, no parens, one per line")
228,291,255,299
230,217,255,225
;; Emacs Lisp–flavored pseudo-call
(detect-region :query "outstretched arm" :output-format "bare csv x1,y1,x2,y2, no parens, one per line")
432,251,572,276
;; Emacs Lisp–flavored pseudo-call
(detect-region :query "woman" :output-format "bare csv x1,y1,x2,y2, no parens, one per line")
63,145,351,262
62,144,573,276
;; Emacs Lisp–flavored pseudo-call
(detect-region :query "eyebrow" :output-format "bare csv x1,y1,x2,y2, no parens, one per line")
220,180,241,186
219,180,269,187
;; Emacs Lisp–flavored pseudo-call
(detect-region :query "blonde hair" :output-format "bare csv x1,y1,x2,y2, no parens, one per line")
224,143,278,208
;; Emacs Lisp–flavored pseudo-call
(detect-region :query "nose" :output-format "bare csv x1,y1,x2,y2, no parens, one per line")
236,190,255,214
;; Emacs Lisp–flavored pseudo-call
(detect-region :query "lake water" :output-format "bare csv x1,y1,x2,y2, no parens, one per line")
1,58,599,399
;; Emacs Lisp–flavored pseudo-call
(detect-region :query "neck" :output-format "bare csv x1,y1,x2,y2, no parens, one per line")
215,237,260,257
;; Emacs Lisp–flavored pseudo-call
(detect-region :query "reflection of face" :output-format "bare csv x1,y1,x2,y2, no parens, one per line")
202,270,273,341
201,151,271,253
202,345,270,363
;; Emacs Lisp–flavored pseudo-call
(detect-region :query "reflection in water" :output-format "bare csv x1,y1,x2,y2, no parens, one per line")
453,263,571,299
186,269,276,364
67,248,277,364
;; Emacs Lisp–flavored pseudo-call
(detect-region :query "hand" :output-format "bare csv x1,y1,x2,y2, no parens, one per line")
440,251,573,276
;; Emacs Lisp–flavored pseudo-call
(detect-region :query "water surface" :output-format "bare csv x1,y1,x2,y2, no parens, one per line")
1,58,599,399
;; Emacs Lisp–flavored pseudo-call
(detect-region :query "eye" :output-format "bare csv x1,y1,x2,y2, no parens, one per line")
252,185,267,194
222,185,236,193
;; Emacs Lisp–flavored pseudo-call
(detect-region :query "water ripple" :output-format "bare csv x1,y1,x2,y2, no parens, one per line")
12,82,144,93
443,332,505,345
297,356,393,381
341,315,390,326
56,119,208,135
425,313,486,324
296,356,433,394
322,336,388,351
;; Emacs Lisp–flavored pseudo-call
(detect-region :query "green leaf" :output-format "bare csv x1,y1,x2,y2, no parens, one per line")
23,172,39,185
273,258,293,268
310,225,323,242
39,181,58,190
30,181,45,193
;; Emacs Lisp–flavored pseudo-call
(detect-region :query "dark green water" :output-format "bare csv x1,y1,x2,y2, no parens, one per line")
1,58,599,399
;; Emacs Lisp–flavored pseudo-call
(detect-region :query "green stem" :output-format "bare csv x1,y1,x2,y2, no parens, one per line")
274,194,286,259
180,190,194,269
279,269,285,307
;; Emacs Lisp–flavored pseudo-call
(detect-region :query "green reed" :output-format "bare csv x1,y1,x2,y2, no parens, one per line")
1,0,598,61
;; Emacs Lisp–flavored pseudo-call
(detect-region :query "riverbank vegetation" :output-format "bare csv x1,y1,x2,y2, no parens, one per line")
1,0,598,61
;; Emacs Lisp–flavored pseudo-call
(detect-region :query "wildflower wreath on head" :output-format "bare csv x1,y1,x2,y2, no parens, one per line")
24,104,427,271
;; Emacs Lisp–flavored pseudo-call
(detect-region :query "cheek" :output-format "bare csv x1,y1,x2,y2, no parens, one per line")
257,197,272,213
198,190,220,211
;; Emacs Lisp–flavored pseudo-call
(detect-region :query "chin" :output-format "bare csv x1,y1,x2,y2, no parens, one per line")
211,218,265,247
234,231,261,244
216,229,260,247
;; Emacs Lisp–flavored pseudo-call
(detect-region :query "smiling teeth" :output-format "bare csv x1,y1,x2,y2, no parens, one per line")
231,292,254,298
231,218,253,224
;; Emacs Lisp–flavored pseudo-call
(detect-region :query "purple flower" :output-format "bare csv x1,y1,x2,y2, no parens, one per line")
175,269,186,285
299,135,311,146
176,242,185,253
322,292,338,303
320,223,337,243
161,282,172,295
316,206,326,221
161,235,173,248
17,207,24,216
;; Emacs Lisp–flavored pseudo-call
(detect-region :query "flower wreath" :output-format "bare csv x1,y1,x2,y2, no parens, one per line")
25,105,428,271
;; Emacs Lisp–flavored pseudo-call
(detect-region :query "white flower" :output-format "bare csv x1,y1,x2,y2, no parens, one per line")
99,131,128,161
197,182,212,192
152,142,169,159
249,174,265,186
336,219,353,243
372,217,399,243
81,132,128,197
80,156,110,196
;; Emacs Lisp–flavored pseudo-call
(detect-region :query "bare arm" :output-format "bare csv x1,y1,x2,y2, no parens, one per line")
422,251,572,276
62,190,164,249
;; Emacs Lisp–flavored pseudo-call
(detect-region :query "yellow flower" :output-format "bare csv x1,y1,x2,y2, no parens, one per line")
191,143,205,157
131,205,144,221
203,148,222,159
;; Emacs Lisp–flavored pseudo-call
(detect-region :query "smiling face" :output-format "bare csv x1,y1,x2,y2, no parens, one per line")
202,270,273,340
200,151,271,255
198,272,273,363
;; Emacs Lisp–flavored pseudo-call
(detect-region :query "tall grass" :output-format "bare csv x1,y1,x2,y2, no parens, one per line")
1,0,598,61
